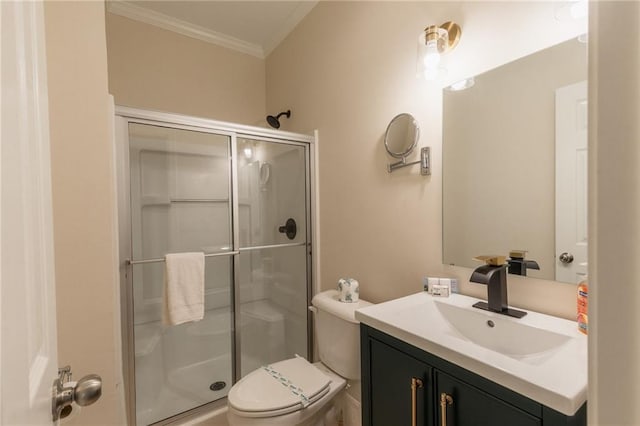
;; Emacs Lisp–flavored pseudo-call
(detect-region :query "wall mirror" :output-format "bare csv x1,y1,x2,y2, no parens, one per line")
442,37,587,284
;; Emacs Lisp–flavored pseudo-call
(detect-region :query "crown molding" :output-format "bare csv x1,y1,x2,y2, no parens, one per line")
106,1,265,58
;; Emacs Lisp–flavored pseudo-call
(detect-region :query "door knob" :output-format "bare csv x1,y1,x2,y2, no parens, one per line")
559,252,574,264
73,374,102,406
52,366,102,421
278,218,297,240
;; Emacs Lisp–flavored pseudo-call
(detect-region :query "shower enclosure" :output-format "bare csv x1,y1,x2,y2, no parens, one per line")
115,108,315,425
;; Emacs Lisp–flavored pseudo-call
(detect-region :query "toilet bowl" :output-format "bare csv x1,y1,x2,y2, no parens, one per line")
226,290,371,426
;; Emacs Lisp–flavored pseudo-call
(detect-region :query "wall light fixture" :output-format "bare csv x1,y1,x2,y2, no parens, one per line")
417,21,461,80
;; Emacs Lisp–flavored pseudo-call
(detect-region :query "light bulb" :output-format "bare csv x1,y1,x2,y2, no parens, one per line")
423,40,441,68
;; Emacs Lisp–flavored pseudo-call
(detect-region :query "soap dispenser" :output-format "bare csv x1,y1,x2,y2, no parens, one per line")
577,278,588,335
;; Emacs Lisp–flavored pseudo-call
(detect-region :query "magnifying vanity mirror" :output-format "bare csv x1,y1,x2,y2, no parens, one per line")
384,113,430,175
385,113,419,159
442,36,587,284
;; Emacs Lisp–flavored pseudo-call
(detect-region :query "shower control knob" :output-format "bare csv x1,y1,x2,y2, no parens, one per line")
278,218,297,240
559,252,574,264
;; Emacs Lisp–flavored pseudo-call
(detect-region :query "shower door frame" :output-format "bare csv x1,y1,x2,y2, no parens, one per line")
114,106,318,425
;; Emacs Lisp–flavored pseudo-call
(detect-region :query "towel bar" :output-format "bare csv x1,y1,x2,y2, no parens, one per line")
126,242,307,265
237,241,306,252
127,251,238,265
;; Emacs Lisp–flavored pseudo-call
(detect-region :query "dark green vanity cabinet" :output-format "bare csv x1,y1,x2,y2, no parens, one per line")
361,325,586,426
368,337,434,425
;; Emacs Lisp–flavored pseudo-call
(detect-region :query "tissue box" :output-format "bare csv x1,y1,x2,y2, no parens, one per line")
337,278,359,303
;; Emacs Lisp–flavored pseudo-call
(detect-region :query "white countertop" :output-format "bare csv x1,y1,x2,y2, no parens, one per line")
355,292,587,416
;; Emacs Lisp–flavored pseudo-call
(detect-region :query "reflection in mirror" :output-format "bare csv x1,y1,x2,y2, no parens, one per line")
384,113,419,158
443,37,587,284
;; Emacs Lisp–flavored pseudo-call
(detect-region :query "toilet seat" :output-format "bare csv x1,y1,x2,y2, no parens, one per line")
228,356,332,418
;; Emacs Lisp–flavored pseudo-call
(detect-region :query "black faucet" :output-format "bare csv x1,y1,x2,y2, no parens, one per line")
507,254,540,277
470,264,527,318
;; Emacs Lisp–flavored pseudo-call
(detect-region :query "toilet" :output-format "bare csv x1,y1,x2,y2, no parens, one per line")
227,289,371,426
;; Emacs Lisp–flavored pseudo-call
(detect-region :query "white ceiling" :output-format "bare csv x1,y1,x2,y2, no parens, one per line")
107,1,318,58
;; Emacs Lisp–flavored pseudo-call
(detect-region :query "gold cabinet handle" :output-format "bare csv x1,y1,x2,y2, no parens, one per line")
411,378,424,426
440,392,453,426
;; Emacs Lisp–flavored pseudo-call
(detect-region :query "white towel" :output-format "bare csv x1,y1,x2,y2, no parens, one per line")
163,252,205,326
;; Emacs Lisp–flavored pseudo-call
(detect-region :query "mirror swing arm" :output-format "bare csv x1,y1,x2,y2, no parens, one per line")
387,147,431,175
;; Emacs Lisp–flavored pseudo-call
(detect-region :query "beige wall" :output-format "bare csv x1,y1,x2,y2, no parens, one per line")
588,2,640,424
443,38,587,281
266,1,585,320
106,12,266,126
44,2,124,424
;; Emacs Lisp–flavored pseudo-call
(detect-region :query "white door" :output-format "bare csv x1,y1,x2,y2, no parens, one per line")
1,1,58,424
555,80,588,283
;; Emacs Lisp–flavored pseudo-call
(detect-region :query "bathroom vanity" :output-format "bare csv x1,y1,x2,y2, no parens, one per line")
356,293,587,426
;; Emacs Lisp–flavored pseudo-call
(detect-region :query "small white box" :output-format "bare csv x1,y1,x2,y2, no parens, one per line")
431,284,450,297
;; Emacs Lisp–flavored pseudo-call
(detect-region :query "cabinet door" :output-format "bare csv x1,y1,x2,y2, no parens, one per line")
370,338,434,426
436,371,541,426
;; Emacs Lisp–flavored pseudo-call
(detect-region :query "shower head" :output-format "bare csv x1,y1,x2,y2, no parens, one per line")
266,110,291,129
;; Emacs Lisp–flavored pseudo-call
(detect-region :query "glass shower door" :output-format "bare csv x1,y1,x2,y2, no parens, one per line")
236,137,310,377
128,123,234,425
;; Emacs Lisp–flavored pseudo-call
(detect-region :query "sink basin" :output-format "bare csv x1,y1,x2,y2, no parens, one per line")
355,292,587,416
434,300,571,363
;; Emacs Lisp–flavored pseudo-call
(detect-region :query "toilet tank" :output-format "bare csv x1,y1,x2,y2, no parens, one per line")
311,290,372,380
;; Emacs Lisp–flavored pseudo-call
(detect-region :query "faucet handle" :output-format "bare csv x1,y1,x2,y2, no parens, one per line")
472,254,507,266
508,249,528,259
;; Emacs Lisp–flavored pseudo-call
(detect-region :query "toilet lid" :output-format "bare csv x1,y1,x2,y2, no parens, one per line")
228,356,332,417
